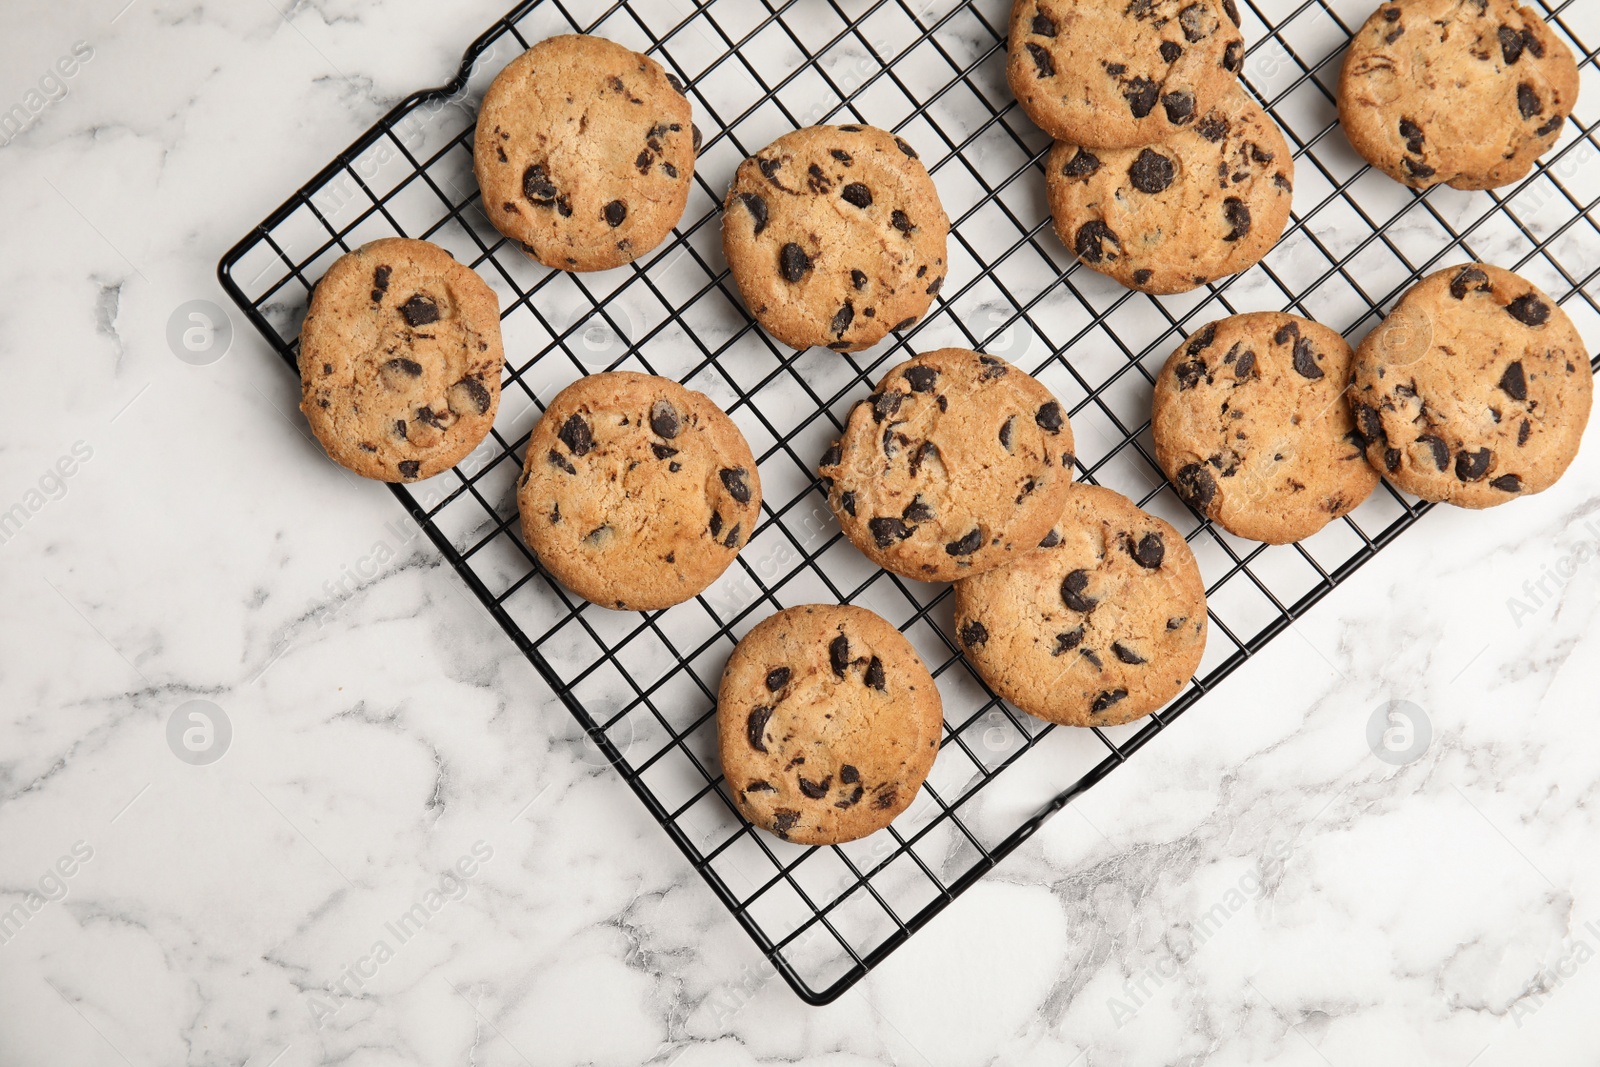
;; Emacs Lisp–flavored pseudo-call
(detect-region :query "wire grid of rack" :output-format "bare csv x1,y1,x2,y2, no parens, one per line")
220,0,1600,1004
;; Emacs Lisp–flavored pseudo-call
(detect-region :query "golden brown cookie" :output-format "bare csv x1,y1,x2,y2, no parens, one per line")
517,372,760,610
1338,0,1579,190
718,604,944,845
1351,263,1592,508
1008,0,1246,150
299,238,504,483
722,125,949,352
953,484,1208,728
475,34,697,272
819,348,1075,582
1152,313,1380,543
1046,83,1294,295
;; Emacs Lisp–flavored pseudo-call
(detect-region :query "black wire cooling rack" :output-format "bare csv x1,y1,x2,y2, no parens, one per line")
220,0,1600,1004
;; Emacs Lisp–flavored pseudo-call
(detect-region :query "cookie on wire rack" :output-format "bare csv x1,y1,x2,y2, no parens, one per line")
475,33,698,272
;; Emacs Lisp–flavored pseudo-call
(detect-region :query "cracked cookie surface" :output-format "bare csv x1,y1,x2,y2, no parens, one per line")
953,484,1208,728
517,372,760,610
1153,313,1380,543
299,238,504,483
1338,0,1579,190
819,348,1075,582
1008,0,1246,150
1046,83,1294,295
722,124,949,352
1351,263,1592,509
718,604,944,845
475,33,696,272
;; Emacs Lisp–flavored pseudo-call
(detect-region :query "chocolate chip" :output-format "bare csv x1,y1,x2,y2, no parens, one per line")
710,511,723,538
384,357,423,378
1506,294,1550,326
1129,148,1176,193
841,182,872,208
1197,115,1230,142
603,200,628,228
872,392,905,422
1292,337,1324,380
559,414,594,457
1400,118,1425,154
744,780,775,794
831,149,853,165
1518,83,1542,120
747,706,773,752
1417,434,1449,471
1536,115,1563,137
1039,529,1062,548
1223,0,1240,24
831,302,855,337
400,294,440,327
1036,401,1064,433
979,356,1009,380
725,522,742,548
1032,13,1058,35
851,269,868,290
1062,569,1098,613
720,467,752,504
372,266,391,302
1353,403,1387,446
646,399,681,440
872,787,898,811
1124,77,1160,118
821,442,842,468
739,192,769,234
1403,158,1436,180
1179,2,1214,41
1450,267,1491,298
651,443,679,461
1234,348,1257,379
946,528,982,556
771,809,800,836
1499,361,1528,401
523,164,558,204
1112,642,1147,665
829,634,850,676
757,157,783,185
1223,40,1244,72
834,785,864,809
869,517,914,547
1222,198,1251,241
1051,628,1084,656
1188,323,1218,354
397,460,420,480
780,243,812,282
762,667,791,694
1130,532,1165,569
805,163,832,194
414,406,445,429
1091,689,1129,714
999,416,1016,451
1162,91,1195,125
1161,40,1183,63
548,449,576,474
890,209,915,235
1062,148,1101,178
902,498,935,524
797,775,832,800
451,377,492,415
1491,473,1523,493
1075,220,1121,264
1025,42,1055,77
863,657,885,691
895,136,919,159
892,316,919,332
1176,463,1217,509
1518,419,1532,446
905,365,939,393
926,275,944,296
394,420,407,439
1456,448,1493,482
840,490,857,516
958,618,990,649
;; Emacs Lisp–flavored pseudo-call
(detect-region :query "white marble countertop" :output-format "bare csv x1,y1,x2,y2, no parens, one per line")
4,1,1600,1064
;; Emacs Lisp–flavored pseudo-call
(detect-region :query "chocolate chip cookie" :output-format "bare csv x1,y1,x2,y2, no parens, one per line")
718,604,944,845
954,484,1207,728
722,125,949,352
1351,263,1592,509
475,34,697,272
819,348,1075,582
1339,0,1579,190
1046,83,1294,295
1152,313,1380,543
299,238,504,483
1009,0,1246,150
517,372,761,610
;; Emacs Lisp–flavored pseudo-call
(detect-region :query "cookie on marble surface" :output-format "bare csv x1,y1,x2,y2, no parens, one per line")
1046,83,1294,295
1152,313,1380,543
1338,0,1579,190
718,604,944,845
1350,263,1592,509
819,348,1075,582
722,124,949,353
299,238,504,483
1008,0,1246,150
953,483,1207,728
517,372,760,611
475,34,697,272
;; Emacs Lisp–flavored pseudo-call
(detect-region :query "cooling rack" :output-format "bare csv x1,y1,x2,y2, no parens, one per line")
219,0,1600,1004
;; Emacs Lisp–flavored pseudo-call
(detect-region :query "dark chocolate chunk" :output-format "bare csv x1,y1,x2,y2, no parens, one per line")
999,415,1016,451
452,376,491,414
1162,91,1196,125
400,294,440,327
960,619,989,648
1062,148,1101,178
895,136,918,159
1500,361,1528,401
1518,419,1532,446
1403,158,1436,180
384,357,423,378
1353,403,1387,446
559,414,594,456
1223,39,1244,72
1176,463,1218,509
1175,359,1208,391
1179,2,1213,41
1292,337,1324,380
1234,348,1257,379
650,399,681,439
890,209,915,235
902,497,935,523
710,511,723,538
1400,118,1425,154
1091,689,1129,714
1491,473,1523,493
1112,642,1147,665
831,302,855,337
780,243,813,282
946,528,983,556
869,517,914,547
1061,569,1098,613
1129,148,1176,193
1039,530,1062,548
829,634,850,676
744,780,776,794
1506,294,1550,326
1188,323,1218,354
1518,83,1542,119
765,666,791,692
863,657,885,691
1124,76,1160,118
604,200,628,227
798,775,832,799
1036,401,1065,433
771,809,800,836
397,460,421,480
822,442,842,468
1025,42,1056,77
548,449,576,475
1455,448,1493,482
851,269,869,290
1130,532,1165,569
1222,198,1251,241
1161,40,1184,64
1051,628,1084,656
905,365,939,393
523,164,559,204
1075,220,1121,264
747,706,773,752
1223,0,1240,24
872,391,905,422
725,522,743,549
1450,267,1490,298
650,443,679,462
1417,434,1449,471
1198,115,1230,142
739,192,769,234
841,182,873,208
1032,13,1058,35
720,467,751,504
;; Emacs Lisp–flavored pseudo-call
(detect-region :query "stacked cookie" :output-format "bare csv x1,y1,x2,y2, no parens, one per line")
1009,0,1295,294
